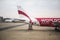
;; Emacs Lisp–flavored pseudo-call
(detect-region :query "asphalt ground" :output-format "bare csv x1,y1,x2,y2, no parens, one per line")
0,23,60,40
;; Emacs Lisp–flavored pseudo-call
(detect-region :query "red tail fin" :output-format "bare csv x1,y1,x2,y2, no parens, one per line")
17,6,32,23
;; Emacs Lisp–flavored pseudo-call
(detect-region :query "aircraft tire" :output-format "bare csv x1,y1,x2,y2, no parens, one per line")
55,27,60,31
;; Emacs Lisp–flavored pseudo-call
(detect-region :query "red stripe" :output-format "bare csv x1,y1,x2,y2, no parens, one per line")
18,10,32,24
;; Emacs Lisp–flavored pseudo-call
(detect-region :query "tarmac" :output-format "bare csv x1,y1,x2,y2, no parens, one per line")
0,23,60,40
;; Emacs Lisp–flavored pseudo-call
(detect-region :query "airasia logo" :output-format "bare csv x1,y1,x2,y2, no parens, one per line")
41,18,60,22
36,18,60,26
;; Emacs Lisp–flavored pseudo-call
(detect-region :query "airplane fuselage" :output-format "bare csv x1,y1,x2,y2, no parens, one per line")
36,18,60,27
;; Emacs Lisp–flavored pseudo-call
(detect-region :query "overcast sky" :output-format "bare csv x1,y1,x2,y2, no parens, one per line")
0,0,60,18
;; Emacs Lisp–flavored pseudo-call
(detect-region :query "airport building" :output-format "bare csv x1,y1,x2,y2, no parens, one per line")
0,16,4,22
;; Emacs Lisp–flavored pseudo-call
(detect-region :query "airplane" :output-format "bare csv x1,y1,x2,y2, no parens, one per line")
17,6,60,30
4,18,14,22
4,18,25,23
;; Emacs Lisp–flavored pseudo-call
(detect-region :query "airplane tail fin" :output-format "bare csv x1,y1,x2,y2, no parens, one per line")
17,6,32,23
17,6,25,15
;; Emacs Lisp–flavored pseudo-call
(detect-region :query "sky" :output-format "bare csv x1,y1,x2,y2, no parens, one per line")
0,0,60,18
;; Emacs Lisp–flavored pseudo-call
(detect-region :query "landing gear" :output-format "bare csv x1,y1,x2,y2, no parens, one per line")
55,27,58,30
55,27,60,31
28,23,33,30
53,21,60,31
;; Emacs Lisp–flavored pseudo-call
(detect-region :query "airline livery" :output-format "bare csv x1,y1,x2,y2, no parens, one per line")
17,6,60,30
